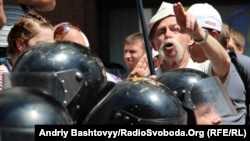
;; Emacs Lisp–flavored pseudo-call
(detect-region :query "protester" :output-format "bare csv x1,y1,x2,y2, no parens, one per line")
130,2,230,83
123,32,147,72
128,2,233,124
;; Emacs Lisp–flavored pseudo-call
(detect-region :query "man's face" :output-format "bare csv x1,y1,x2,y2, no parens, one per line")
150,16,192,63
123,41,145,71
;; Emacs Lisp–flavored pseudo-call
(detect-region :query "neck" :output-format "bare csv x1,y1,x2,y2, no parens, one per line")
161,53,190,72
10,54,20,66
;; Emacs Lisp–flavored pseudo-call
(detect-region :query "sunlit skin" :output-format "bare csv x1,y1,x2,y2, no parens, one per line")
189,44,208,63
153,55,162,68
127,54,150,78
194,103,222,125
151,16,193,70
124,41,145,71
129,2,230,81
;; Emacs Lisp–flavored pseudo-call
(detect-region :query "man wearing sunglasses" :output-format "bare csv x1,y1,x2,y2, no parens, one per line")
54,22,122,83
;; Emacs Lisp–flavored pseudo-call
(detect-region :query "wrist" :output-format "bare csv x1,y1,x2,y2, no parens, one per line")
194,29,209,45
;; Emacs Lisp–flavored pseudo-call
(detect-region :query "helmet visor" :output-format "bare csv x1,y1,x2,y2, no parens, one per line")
190,76,237,117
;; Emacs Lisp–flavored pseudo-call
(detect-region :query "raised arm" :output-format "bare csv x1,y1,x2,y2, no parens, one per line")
173,2,230,79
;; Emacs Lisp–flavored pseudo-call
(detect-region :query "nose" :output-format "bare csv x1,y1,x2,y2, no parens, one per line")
124,52,131,58
165,28,173,39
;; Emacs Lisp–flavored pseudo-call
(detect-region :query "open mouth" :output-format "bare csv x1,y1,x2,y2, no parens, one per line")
165,43,173,48
163,43,174,52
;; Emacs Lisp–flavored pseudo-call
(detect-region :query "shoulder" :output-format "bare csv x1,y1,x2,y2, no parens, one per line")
237,54,250,62
236,54,250,71
187,59,211,74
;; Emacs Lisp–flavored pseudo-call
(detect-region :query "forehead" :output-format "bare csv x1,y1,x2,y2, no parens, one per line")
124,42,144,49
150,16,177,36
156,16,177,28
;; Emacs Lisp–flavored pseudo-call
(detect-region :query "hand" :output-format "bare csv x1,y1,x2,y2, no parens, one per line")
173,2,200,37
127,54,150,78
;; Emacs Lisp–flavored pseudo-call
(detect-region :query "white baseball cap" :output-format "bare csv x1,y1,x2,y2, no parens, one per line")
187,3,222,32
147,2,174,35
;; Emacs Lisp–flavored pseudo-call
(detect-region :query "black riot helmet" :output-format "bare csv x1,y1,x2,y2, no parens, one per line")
156,68,237,125
4,40,108,124
0,87,73,141
84,77,187,125
156,68,209,109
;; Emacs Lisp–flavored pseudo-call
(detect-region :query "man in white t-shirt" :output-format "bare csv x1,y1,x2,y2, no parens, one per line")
130,2,230,82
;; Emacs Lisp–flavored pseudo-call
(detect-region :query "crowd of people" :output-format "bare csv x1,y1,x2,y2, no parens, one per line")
0,1,249,140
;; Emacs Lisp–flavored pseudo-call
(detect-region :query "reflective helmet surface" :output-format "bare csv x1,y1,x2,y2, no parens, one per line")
155,68,209,109
155,68,236,125
0,87,73,141
84,77,187,125
156,68,209,92
10,40,107,124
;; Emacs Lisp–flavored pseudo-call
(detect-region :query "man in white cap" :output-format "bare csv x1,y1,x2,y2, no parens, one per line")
129,2,234,124
187,3,250,125
131,2,230,82
151,2,230,79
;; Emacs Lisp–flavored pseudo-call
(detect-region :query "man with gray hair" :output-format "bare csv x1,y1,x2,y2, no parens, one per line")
131,2,230,81
129,2,234,124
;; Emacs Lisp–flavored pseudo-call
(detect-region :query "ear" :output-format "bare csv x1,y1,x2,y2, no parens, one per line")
224,38,230,50
210,29,219,39
238,46,244,54
150,41,157,51
187,35,195,46
16,37,25,52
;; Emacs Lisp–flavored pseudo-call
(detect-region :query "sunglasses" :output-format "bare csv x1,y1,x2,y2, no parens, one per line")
54,22,80,39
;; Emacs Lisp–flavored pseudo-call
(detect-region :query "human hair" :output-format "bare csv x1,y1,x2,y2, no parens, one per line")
229,27,245,50
7,11,53,56
217,23,230,49
124,32,145,51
